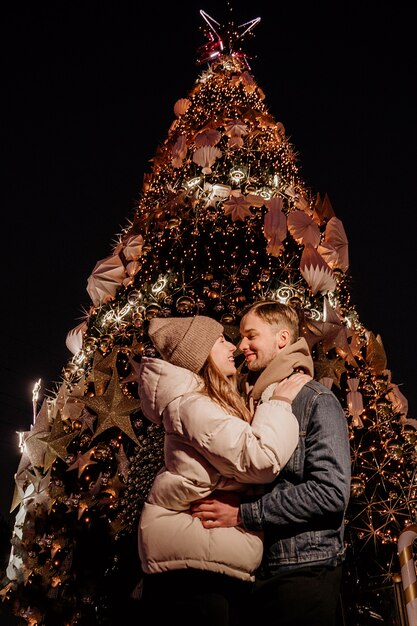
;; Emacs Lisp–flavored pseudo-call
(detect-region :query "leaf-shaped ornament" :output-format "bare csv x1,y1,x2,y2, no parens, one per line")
300,244,336,295
288,210,321,247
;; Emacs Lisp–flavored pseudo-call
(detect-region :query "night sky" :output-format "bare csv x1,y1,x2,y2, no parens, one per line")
1,1,415,522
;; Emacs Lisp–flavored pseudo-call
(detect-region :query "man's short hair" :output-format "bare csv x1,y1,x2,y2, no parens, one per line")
241,300,300,342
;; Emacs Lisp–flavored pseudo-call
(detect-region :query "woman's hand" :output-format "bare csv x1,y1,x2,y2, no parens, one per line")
271,372,312,403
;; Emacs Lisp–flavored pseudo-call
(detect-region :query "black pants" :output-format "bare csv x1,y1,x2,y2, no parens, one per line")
139,569,253,626
242,563,343,626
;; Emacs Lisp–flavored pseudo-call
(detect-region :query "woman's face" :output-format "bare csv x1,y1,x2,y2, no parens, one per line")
209,335,237,377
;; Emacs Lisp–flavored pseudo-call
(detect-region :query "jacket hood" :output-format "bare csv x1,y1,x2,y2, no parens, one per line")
137,357,201,425
251,337,314,400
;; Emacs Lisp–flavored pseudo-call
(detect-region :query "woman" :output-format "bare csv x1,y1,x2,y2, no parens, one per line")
136,315,311,625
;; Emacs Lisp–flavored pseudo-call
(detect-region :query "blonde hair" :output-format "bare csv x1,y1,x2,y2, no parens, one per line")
200,356,252,423
241,300,300,343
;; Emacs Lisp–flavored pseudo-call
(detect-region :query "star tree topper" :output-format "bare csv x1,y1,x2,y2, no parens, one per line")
197,8,261,68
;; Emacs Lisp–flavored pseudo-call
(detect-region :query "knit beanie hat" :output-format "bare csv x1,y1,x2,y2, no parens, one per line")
148,316,223,373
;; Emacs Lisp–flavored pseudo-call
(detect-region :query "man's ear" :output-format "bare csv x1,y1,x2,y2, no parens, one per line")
276,329,291,349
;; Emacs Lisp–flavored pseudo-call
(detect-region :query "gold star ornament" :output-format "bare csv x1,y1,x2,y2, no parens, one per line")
79,364,141,445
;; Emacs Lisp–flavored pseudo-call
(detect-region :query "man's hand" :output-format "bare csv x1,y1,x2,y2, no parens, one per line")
190,491,242,529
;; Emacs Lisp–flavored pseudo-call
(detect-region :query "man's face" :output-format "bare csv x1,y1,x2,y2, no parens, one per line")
239,311,282,371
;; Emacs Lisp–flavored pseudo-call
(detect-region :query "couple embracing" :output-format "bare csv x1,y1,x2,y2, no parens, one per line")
135,300,351,626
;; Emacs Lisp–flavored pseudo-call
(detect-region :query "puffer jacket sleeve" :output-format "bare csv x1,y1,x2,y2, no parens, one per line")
240,389,351,530
177,394,299,484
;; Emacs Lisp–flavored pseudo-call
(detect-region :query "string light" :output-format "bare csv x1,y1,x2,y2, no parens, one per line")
7,25,412,626
32,378,41,423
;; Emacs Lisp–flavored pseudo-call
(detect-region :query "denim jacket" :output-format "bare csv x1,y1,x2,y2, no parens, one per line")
240,379,351,577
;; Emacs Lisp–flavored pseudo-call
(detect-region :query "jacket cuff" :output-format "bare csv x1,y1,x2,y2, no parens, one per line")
270,395,292,404
240,500,263,531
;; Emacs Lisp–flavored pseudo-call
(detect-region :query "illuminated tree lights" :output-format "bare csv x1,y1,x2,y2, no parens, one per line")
1,10,413,626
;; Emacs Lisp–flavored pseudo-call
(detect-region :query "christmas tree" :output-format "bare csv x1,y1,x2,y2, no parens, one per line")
1,7,414,625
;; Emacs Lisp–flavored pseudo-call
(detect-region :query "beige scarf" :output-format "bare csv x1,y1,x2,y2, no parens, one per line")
250,337,314,401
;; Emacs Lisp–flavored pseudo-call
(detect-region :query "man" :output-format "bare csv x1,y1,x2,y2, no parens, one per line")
191,300,351,626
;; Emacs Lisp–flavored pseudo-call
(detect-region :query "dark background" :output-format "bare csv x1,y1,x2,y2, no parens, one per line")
1,1,415,524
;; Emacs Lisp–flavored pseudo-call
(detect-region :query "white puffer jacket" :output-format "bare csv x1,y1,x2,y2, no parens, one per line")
137,357,299,581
